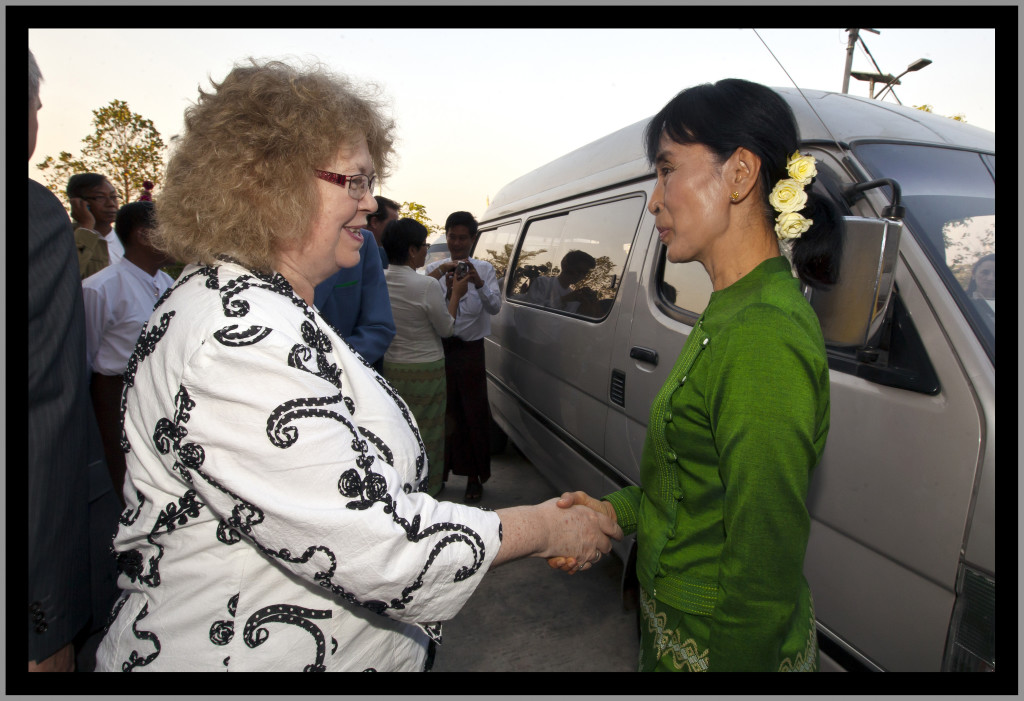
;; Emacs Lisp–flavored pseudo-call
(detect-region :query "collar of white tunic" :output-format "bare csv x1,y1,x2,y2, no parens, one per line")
104,229,126,266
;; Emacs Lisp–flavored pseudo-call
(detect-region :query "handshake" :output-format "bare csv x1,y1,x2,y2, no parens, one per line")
493,491,622,573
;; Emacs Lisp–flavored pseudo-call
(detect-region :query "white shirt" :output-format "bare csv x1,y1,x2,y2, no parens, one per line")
95,261,501,672
82,258,174,375
104,229,125,266
423,258,502,342
383,265,455,364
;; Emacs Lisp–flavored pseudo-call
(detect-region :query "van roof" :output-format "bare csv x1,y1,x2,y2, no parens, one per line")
482,88,995,222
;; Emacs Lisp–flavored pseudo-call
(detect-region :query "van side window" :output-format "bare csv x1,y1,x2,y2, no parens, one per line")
659,255,713,317
507,197,643,320
474,221,521,288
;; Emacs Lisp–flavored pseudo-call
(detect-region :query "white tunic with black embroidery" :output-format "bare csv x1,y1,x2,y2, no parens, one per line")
95,261,503,672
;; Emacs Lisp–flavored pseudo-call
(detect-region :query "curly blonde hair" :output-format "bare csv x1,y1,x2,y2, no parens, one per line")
154,58,395,273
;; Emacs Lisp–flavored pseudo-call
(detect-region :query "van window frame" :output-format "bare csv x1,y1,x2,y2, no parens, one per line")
474,218,523,287
502,192,647,324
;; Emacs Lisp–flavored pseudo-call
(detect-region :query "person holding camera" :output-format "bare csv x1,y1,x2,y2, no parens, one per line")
423,212,501,501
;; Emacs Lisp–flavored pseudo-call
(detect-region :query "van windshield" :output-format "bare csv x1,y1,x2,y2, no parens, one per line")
851,143,995,363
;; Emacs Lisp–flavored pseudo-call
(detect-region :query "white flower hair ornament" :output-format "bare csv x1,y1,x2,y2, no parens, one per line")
768,151,817,239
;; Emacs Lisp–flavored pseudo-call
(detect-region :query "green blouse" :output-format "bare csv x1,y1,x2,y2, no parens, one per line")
604,256,830,671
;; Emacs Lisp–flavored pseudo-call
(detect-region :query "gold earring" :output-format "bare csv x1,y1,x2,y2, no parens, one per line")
730,191,740,202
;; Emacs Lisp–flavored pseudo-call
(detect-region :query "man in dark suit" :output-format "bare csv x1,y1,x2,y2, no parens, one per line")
28,47,120,673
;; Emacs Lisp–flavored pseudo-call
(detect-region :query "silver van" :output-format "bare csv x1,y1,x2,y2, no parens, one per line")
473,88,995,672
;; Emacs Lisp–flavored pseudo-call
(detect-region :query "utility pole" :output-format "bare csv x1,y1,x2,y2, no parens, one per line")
842,28,880,94
841,29,859,93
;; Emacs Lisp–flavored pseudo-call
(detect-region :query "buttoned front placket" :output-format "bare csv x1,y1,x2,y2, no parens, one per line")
645,318,711,599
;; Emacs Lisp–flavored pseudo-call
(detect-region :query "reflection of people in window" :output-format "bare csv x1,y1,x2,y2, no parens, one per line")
525,249,599,314
966,253,995,313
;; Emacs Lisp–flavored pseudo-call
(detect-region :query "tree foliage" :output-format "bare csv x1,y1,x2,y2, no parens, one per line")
943,215,995,289
399,201,443,238
914,104,967,123
486,243,537,284
35,99,166,211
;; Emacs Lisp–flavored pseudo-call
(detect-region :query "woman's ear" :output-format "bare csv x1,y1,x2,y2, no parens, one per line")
727,147,762,200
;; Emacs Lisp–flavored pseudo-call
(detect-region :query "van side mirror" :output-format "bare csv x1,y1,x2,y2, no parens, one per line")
808,217,903,348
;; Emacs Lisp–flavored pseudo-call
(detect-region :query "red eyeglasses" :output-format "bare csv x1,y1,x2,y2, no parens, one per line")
313,169,376,200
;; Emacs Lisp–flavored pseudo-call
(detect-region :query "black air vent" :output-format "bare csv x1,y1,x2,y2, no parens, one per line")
610,370,626,407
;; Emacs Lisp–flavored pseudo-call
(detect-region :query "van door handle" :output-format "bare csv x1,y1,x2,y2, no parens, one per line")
629,346,659,366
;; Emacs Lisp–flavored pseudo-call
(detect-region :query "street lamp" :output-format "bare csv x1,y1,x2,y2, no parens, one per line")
849,70,900,99
875,58,932,102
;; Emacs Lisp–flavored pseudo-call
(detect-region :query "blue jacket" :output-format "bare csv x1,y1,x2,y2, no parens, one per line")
313,230,395,365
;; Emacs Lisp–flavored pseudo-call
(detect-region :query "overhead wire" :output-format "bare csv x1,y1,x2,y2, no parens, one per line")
751,28,854,180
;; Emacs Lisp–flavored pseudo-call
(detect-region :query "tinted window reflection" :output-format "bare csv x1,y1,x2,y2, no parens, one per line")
508,197,644,320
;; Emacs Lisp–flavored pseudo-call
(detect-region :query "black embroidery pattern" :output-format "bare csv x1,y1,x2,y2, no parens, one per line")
266,393,353,450
216,519,243,545
287,320,344,389
152,283,174,311
152,490,203,536
209,593,239,647
103,593,130,633
117,489,205,588
184,460,341,585
152,386,205,483
422,622,443,645
209,620,233,646
213,324,273,347
218,269,311,321
243,604,332,672
174,263,221,291
118,491,145,526
120,311,176,454
260,365,488,616
121,603,161,671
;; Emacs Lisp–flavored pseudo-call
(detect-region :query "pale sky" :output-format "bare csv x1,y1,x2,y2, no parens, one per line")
28,28,995,232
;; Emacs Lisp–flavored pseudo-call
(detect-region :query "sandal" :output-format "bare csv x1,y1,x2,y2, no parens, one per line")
465,481,483,502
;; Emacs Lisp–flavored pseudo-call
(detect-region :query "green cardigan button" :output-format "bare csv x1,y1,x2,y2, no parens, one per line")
665,451,677,462
664,411,672,422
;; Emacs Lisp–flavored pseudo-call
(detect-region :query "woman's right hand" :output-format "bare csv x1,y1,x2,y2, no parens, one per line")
69,197,96,230
492,497,622,569
450,269,471,299
547,491,619,573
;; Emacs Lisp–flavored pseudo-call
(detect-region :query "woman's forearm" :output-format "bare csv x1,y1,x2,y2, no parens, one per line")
492,505,547,566
492,499,622,568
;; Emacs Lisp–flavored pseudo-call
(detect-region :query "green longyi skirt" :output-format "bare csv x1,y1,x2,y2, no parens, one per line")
383,359,447,496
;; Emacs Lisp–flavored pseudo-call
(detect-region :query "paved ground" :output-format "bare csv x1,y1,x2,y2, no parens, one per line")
432,442,640,673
